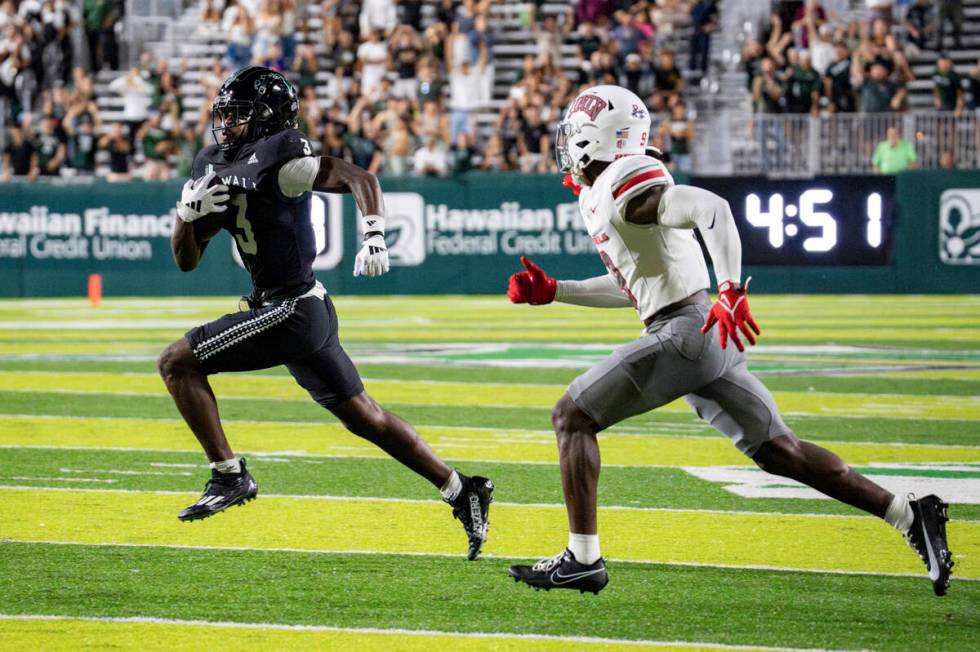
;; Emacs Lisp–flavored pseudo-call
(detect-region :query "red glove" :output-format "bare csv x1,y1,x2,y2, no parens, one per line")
562,174,582,197
701,277,761,352
507,256,557,305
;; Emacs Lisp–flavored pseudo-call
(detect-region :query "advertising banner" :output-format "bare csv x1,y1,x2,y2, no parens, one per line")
1,170,978,297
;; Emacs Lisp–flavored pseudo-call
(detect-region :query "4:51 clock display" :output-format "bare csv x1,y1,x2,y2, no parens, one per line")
691,176,896,266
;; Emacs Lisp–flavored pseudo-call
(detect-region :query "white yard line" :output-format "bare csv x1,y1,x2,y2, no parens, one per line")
0,613,859,651
1,540,974,586
0,387,549,410
1,476,116,483
59,468,192,477
0,368,572,390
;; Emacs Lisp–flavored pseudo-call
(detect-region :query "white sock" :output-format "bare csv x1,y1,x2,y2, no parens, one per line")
884,493,914,534
211,458,241,474
568,532,601,565
440,470,462,501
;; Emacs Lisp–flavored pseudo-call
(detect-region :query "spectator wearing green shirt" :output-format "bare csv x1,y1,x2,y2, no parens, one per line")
872,127,917,175
83,0,120,70
783,50,822,114
752,57,783,113
136,112,176,181
36,116,67,177
932,53,964,157
2,124,39,183
824,43,856,113
936,0,964,50
858,62,906,113
660,101,695,172
933,53,964,116
63,99,102,175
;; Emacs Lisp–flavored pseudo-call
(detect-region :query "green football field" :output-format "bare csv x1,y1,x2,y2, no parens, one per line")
0,295,978,651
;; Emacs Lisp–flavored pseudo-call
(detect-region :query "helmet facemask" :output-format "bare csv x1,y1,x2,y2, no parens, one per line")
211,95,254,152
557,85,656,187
556,118,598,186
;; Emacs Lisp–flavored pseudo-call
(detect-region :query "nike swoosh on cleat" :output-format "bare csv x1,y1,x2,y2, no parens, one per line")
921,518,940,582
550,568,605,585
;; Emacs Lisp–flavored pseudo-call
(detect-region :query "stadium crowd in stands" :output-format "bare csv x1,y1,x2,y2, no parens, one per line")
744,0,977,117
1,0,978,181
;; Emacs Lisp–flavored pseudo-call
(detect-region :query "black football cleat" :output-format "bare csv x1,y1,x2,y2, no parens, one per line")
178,458,258,522
906,494,954,596
508,549,609,594
447,474,494,560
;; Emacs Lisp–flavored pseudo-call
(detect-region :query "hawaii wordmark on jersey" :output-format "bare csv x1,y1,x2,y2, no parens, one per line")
191,128,317,300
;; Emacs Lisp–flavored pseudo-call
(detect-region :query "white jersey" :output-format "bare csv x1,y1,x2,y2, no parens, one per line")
577,155,711,321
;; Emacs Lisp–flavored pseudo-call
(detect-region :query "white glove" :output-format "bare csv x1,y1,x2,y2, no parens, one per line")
176,170,229,223
353,233,389,277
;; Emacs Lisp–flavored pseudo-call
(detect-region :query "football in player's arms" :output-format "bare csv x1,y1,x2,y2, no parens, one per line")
191,191,234,241
161,65,495,563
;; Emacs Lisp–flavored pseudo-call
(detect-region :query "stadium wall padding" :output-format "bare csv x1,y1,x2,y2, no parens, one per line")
0,170,977,298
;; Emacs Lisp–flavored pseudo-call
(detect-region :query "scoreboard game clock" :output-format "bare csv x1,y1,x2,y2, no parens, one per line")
691,176,896,266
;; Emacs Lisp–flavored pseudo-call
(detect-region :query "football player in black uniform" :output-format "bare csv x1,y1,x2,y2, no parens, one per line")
157,66,494,560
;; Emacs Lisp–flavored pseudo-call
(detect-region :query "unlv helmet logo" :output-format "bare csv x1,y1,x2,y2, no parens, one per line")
569,94,608,120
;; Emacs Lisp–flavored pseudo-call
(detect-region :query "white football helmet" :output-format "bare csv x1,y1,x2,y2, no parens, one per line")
556,85,653,183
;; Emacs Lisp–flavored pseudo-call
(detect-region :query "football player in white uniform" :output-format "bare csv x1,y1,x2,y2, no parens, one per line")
505,85,953,596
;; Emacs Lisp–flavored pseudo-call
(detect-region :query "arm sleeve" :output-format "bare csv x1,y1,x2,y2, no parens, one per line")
657,184,742,286
555,274,632,308
277,156,320,198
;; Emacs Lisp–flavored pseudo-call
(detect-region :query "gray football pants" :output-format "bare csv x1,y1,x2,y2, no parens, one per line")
567,304,792,456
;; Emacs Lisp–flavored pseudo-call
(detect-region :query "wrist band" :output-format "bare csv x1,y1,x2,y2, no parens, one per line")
362,214,385,235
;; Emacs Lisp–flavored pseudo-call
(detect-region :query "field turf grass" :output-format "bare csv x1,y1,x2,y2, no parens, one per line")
0,294,978,650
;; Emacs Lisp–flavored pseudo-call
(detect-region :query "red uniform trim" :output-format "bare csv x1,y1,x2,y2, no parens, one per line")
612,169,665,199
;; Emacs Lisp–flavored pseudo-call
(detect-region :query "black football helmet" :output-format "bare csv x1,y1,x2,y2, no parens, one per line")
211,66,299,151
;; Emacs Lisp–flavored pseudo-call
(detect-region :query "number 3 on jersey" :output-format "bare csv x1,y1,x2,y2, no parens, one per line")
230,195,257,254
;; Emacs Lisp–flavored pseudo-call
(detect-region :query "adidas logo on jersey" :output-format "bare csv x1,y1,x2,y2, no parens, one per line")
247,153,259,165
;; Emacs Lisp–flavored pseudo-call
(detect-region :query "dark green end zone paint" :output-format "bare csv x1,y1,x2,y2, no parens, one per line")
1,390,976,446
1,543,977,651
2,448,978,520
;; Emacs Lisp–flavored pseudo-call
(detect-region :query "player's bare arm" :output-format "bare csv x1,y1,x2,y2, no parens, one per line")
157,66,494,560
170,219,204,271
312,155,385,223
171,170,229,271
310,155,390,277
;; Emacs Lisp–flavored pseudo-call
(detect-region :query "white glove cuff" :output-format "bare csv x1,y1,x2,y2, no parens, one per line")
362,214,385,236
176,201,197,223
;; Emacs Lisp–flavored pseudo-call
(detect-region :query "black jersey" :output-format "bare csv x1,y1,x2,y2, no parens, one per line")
192,129,318,300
